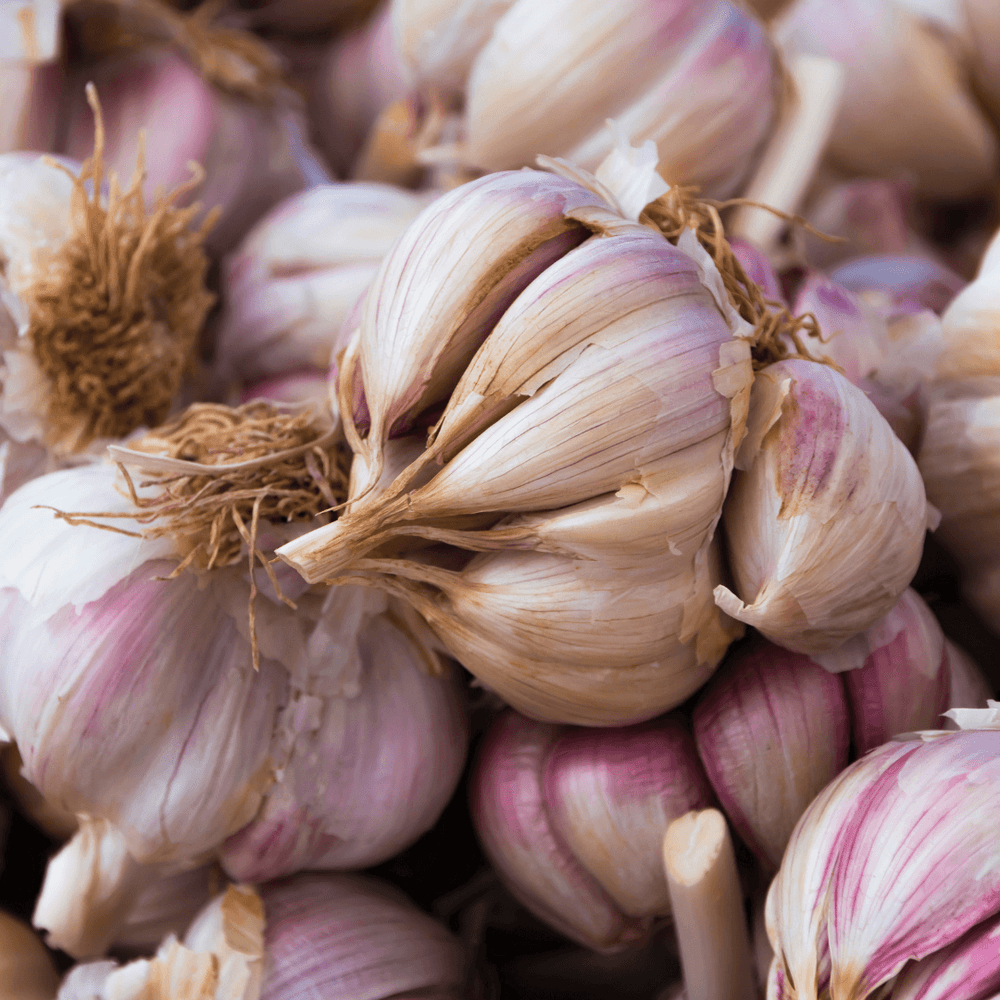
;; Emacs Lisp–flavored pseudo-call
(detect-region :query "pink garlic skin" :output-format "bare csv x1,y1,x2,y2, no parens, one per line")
731,239,785,307
260,873,466,1000
310,4,410,177
692,641,850,870
219,614,468,879
0,561,286,864
471,709,712,952
830,255,966,317
238,371,331,407
59,49,307,254
942,640,994,731
842,588,949,754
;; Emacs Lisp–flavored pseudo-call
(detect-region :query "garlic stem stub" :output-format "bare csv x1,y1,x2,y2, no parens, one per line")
470,708,714,952
715,358,934,659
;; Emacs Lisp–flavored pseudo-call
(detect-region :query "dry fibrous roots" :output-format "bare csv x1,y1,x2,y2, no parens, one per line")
28,85,215,453
640,188,832,369
67,0,288,104
50,401,349,667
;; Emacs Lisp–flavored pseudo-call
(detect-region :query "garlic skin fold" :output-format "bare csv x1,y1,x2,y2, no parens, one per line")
470,709,714,952
766,729,1000,1000
715,359,933,658
0,462,468,957
217,182,433,385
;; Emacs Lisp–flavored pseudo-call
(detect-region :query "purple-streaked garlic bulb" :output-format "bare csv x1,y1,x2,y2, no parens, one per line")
0,454,467,957
716,359,934,658
693,641,850,870
395,0,781,199
470,709,714,952
217,182,433,385
59,48,312,254
766,722,1000,1000
60,876,468,1000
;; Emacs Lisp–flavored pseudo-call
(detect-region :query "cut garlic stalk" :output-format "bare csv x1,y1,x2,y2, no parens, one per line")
715,359,933,656
663,809,755,1000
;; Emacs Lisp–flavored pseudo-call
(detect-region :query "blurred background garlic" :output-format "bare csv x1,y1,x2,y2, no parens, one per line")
471,709,715,953
278,145,755,725
773,0,999,200
216,181,433,387
383,0,781,198
766,724,1000,1000
715,359,934,660
0,911,59,1000
61,874,469,1000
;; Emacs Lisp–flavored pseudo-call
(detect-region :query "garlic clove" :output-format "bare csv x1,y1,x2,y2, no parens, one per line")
346,169,594,495
0,910,59,1000
942,639,994,730
470,709,649,951
220,607,468,879
830,254,965,318
731,239,785,308
775,0,999,199
392,0,515,95
840,588,950,753
462,0,719,172
217,182,432,383
565,3,780,199
715,359,932,656
543,717,715,920
693,640,850,870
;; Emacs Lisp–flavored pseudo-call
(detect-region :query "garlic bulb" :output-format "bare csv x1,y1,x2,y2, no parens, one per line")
829,255,965,318
0,97,214,499
0,911,59,1000
0,420,466,954
0,59,61,155
60,48,312,255
217,182,433,384
765,725,1000,1000
421,0,781,199
942,639,994,729
61,875,468,1000
715,359,934,658
692,640,850,870
471,708,714,951
276,137,760,724
774,0,999,198
311,5,411,177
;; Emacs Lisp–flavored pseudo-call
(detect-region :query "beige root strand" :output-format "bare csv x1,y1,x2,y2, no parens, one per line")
46,401,349,669
640,188,837,369
28,83,215,453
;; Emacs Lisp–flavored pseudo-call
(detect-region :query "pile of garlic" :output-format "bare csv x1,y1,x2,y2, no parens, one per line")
0,0,999,998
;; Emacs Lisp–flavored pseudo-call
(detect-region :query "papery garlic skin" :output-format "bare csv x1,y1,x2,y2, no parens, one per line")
459,0,779,199
766,731,1000,1000
471,709,714,952
259,874,467,999
715,359,932,657
217,182,432,384
693,641,850,870
220,606,468,878
775,0,999,198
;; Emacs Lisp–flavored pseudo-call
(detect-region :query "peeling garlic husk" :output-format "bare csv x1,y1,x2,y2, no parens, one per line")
766,728,1000,1000
715,359,934,658
470,709,714,952
774,0,999,199
217,182,433,384
0,460,467,957
0,911,60,1000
